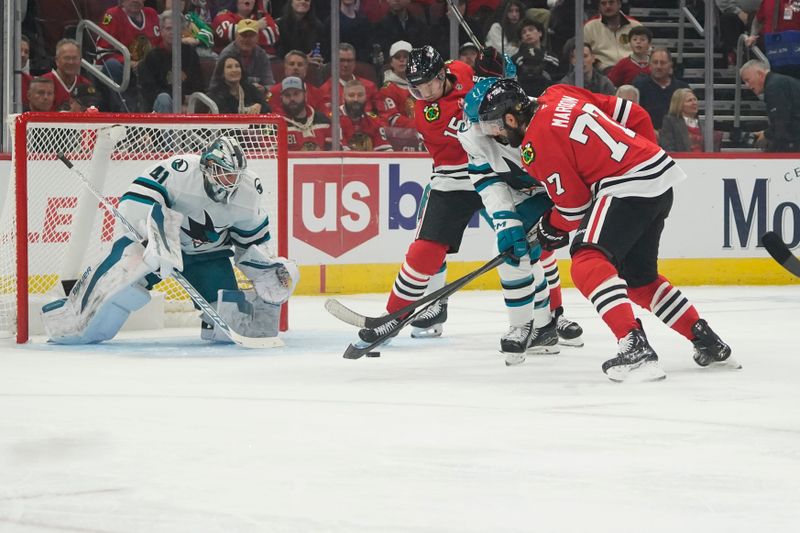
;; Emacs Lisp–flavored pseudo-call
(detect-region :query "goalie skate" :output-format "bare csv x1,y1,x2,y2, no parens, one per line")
410,301,448,338
602,328,666,383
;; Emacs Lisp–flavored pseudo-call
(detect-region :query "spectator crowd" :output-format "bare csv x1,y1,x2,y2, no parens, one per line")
17,0,800,152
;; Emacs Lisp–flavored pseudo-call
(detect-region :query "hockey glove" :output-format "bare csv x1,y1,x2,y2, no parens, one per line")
493,210,529,265
537,211,570,251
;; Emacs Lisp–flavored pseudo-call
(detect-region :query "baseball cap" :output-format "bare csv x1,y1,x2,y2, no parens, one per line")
236,18,259,34
459,42,479,54
389,41,412,57
281,76,305,93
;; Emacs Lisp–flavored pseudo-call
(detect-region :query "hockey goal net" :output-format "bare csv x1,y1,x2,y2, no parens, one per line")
1,112,288,343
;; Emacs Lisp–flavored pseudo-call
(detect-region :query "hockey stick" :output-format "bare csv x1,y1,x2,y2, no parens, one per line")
762,231,800,277
326,250,511,330
444,0,484,52
56,153,282,349
342,303,439,359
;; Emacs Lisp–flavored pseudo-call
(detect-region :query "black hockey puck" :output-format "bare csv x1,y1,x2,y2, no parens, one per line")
365,351,381,357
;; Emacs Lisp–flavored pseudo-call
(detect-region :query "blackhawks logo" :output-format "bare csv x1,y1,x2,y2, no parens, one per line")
521,142,535,166
102,13,112,25
423,103,441,122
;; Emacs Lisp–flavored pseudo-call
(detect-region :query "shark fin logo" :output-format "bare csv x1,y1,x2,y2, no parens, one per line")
182,211,220,248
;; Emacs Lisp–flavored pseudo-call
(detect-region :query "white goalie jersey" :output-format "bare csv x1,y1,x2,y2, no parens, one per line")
457,123,547,216
118,154,272,255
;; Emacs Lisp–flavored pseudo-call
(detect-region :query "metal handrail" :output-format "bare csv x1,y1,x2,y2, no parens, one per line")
733,34,769,131
186,92,218,114
75,19,131,93
677,0,705,65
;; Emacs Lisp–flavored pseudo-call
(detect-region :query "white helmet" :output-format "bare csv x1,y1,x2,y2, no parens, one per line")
200,136,247,202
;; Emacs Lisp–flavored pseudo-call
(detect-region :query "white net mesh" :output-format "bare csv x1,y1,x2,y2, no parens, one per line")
0,113,285,341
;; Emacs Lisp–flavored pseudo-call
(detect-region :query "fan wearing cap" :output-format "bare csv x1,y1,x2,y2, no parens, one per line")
320,42,379,113
213,18,275,94
42,38,95,112
268,50,325,114
212,0,280,56
375,40,415,128
338,79,392,151
279,76,332,151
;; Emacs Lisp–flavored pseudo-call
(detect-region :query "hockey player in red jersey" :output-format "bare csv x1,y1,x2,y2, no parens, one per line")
474,79,738,381
357,46,483,344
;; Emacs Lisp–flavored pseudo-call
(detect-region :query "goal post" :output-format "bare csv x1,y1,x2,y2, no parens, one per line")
1,112,289,344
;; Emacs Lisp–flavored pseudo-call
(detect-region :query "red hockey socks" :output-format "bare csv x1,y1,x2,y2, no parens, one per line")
571,248,639,340
387,239,448,314
540,249,562,311
628,275,700,340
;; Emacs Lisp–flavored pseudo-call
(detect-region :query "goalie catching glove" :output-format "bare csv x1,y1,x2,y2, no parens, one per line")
537,210,570,251
235,245,299,305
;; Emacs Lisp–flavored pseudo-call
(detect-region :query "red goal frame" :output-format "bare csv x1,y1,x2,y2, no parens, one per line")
8,112,289,343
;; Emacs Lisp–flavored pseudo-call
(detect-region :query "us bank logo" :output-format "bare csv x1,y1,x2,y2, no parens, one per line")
292,163,379,258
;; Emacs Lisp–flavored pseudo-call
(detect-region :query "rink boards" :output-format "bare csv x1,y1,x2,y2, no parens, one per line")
2,152,798,294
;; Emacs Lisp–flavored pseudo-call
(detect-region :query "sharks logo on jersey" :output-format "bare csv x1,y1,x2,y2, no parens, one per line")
182,211,221,248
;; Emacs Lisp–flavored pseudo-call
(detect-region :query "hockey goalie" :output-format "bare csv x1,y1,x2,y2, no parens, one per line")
41,136,299,345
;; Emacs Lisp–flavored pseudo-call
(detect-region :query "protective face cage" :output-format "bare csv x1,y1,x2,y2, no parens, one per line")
408,69,446,100
201,136,247,202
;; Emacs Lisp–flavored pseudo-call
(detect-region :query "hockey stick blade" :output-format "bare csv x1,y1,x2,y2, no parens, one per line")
762,231,800,276
56,153,280,349
326,251,510,330
342,305,428,359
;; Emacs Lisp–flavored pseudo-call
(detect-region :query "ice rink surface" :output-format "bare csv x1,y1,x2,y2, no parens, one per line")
1,286,799,533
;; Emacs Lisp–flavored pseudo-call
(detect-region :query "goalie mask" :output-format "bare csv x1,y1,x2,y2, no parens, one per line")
200,136,247,202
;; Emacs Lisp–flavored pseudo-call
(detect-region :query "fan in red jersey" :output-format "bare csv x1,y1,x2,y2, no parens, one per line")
356,45,483,343
473,79,739,382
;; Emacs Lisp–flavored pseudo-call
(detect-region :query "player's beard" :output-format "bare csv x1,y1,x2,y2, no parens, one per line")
505,123,526,148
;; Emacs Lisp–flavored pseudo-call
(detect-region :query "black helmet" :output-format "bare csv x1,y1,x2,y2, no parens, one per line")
406,45,445,86
478,78,531,123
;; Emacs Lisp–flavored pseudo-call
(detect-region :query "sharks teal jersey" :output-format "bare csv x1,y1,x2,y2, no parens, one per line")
118,154,272,255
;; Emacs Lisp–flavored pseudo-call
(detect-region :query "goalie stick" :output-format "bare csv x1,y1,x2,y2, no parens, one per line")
326,250,511,331
56,153,282,349
762,231,800,277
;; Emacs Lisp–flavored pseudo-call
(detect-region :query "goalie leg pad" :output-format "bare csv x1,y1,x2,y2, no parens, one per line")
202,289,281,343
41,236,154,344
42,283,150,344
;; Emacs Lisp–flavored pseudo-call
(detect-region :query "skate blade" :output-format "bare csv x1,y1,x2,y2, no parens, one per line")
558,335,584,347
526,344,561,355
605,360,667,383
410,325,443,338
504,351,526,366
705,355,742,370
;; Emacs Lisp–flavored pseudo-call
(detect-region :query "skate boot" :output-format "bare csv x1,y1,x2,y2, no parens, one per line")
410,300,448,338
554,306,584,347
502,320,534,366
602,327,666,382
527,319,560,355
358,318,402,345
691,319,740,369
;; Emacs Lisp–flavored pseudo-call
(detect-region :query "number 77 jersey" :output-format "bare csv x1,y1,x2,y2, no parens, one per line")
519,86,686,232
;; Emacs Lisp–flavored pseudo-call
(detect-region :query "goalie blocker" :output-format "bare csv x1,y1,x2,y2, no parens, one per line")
42,204,298,345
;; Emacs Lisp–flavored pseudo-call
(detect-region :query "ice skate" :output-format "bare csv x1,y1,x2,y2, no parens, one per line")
602,327,666,383
410,300,448,338
526,319,560,355
554,306,584,347
691,319,740,369
502,320,534,366
358,318,402,345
